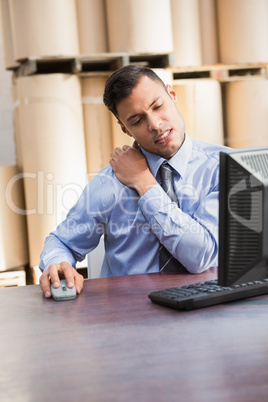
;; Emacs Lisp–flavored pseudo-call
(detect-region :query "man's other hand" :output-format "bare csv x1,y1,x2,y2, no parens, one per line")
39,261,84,298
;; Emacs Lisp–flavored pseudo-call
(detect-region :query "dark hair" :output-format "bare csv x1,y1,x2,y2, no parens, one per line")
103,65,167,118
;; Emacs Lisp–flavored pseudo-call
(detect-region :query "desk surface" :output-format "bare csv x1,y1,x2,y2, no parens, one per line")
1,268,268,402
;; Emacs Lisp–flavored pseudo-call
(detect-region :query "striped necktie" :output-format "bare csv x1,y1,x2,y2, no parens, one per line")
159,163,183,272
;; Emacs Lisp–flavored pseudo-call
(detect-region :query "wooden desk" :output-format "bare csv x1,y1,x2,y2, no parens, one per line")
0,268,268,402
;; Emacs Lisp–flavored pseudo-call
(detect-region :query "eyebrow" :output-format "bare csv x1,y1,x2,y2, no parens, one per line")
126,97,160,122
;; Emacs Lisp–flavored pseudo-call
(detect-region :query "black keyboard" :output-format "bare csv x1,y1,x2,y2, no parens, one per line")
148,279,268,310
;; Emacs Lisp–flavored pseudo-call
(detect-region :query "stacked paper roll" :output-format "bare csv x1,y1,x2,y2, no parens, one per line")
0,165,28,271
0,0,18,69
198,0,218,65
76,0,108,54
0,14,16,167
224,79,268,149
173,79,224,145
171,0,202,67
12,81,23,169
217,0,268,64
9,0,79,61
105,0,173,53
81,76,113,176
15,74,87,267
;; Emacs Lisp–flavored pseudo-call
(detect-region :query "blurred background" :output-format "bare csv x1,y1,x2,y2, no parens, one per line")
0,0,268,286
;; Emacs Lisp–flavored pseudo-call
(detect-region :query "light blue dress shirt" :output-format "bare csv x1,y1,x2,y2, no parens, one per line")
39,133,229,277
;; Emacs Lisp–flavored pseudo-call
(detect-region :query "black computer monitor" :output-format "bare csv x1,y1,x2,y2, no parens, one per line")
218,147,268,287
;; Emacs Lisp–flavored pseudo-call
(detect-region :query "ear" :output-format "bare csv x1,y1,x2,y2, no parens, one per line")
166,84,177,103
117,120,132,137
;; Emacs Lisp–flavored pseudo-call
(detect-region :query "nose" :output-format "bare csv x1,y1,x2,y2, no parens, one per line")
148,113,161,132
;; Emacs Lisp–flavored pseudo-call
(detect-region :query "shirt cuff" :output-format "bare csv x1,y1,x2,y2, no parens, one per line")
39,251,75,272
138,183,172,218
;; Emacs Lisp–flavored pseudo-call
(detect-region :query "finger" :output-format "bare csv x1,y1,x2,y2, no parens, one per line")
48,264,61,288
114,147,124,155
110,151,115,161
110,149,120,160
61,261,76,288
122,145,131,151
39,270,53,298
74,271,84,295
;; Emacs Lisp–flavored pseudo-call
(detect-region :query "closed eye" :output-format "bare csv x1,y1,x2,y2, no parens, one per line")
132,117,142,126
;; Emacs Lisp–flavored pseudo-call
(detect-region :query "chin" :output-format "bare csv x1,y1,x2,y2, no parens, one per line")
162,145,180,159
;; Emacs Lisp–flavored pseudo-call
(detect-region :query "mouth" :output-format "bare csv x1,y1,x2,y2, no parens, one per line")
155,129,172,144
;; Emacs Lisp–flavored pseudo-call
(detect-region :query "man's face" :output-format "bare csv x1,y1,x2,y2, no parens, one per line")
116,75,185,159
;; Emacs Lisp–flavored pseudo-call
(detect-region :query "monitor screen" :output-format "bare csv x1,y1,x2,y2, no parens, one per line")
218,147,268,287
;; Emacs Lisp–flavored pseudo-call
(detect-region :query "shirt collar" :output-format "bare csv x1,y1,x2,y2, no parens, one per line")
141,133,192,179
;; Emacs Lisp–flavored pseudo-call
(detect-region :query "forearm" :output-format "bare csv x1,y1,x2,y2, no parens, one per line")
139,184,218,273
39,171,114,272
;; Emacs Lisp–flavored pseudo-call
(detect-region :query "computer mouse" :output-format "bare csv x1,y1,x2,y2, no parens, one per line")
50,279,76,301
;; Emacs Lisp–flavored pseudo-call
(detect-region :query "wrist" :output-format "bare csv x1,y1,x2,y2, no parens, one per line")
134,176,158,197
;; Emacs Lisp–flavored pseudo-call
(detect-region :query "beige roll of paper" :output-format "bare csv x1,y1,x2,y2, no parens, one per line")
173,78,224,145
0,0,18,69
171,0,202,67
105,0,173,54
224,79,268,149
76,0,108,54
0,165,28,271
15,74,87,267
9,0,79,61
198,0,219,65
12,81,23,169
81,75,113,177
217,0,268,64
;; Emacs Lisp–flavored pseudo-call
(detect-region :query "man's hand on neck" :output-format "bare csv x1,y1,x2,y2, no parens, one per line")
110,143,157,197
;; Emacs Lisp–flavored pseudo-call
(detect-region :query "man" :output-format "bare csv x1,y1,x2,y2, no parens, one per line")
39,65,228,298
